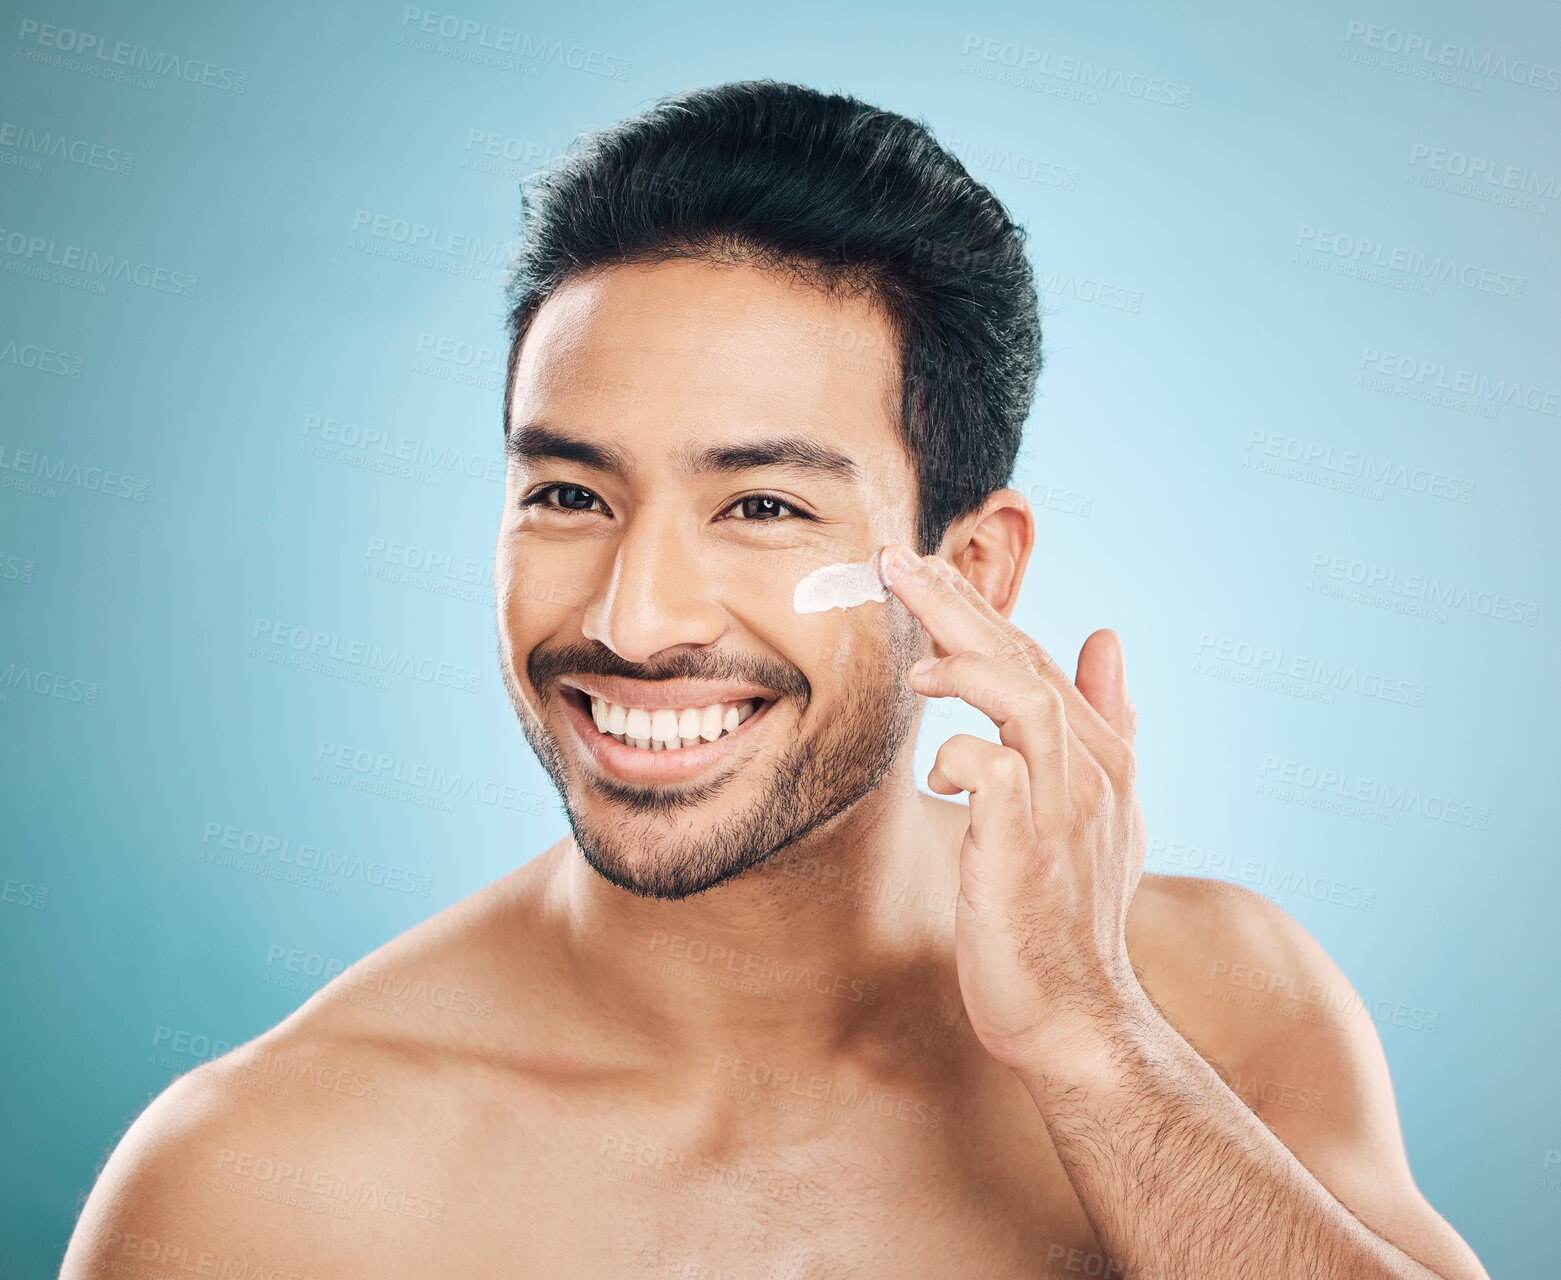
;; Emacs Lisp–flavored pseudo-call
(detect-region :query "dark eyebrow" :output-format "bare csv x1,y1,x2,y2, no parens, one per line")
684,436,858,482
506,424,857,484
505,423,629,479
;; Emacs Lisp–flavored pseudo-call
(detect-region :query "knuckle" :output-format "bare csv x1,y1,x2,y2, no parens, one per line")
995,628,1043,670
1074,754,1110,803
989,748,1026,785
1032,684,1064,720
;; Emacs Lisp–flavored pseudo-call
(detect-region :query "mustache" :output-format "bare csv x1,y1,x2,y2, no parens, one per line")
526,640,813,707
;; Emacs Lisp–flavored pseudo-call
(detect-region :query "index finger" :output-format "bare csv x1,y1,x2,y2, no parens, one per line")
880,543,1122,751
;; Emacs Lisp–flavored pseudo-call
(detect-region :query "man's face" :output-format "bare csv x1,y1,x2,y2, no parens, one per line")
495,258,926,899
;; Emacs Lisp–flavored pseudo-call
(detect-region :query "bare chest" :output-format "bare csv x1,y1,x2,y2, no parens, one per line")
344,1085,1104,1279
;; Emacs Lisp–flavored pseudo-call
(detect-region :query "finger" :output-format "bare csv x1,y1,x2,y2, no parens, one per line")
880,545,1019,663
911,650,1072,831
883,544,1123,762
926,735,1037,874
1074,629,1135,749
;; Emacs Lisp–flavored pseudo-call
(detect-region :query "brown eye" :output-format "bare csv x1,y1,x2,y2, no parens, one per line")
523,484,604,513
731,495,791,520
554,485,598,511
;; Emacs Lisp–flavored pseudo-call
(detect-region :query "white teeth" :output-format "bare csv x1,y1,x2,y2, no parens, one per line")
649,709,679,745
584,694,765,752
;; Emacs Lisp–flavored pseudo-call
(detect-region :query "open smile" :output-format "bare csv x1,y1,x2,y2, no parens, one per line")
557,676,779,784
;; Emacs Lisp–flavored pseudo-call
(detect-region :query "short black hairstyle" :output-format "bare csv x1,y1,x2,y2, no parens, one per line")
502,79,1042,553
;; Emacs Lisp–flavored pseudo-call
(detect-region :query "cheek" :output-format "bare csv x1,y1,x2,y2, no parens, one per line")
793,605,920,698
495,547,590,646
495,499,611,595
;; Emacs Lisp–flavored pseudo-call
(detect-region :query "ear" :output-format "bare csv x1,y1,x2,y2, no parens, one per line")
938,489,1035,619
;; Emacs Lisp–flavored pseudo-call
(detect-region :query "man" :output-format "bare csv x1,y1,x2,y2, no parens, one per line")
62,81,1488,1279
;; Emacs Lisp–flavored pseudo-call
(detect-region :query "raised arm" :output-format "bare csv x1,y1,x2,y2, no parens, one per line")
879,543,1488,1280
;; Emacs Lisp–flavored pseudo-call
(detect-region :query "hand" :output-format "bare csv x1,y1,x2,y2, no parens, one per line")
880,544,1148,1069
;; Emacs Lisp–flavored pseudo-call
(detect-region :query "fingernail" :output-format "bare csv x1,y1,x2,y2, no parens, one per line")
888,546,921,583
910,657,937,676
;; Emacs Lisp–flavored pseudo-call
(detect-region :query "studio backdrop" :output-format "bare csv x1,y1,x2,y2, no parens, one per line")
1,1,1556,1275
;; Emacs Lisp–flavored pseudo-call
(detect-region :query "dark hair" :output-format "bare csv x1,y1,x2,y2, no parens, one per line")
502,79,1042,553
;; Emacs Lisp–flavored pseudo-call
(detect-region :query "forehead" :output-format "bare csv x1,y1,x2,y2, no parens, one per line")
510,258,906,474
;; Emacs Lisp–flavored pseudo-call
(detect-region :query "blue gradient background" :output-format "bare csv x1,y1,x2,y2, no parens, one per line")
2,1,1557,1274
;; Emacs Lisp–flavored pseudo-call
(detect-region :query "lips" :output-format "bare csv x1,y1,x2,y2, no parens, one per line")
557,680,777,784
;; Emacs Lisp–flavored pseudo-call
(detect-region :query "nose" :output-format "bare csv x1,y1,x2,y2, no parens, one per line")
581,514,727,663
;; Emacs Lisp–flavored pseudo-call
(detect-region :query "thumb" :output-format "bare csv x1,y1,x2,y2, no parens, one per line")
1075,629,1135,748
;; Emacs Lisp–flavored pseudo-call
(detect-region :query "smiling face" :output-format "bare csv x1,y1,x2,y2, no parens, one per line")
495,258,928,899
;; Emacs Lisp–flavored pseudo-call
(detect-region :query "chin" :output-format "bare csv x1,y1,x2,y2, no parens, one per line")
562,772,809,900
572,830,766,901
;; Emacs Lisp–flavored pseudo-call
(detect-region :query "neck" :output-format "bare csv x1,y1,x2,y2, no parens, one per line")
552,750,968,1068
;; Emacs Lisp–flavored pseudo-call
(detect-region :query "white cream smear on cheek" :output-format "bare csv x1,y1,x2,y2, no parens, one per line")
792,555,890,614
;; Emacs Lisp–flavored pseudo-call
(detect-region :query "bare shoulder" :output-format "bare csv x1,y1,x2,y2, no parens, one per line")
1123,867,1404,1098
1125,871,1391,1126
1124,872,1488,1279
1125,871,1349,1052
60,847,570,1279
